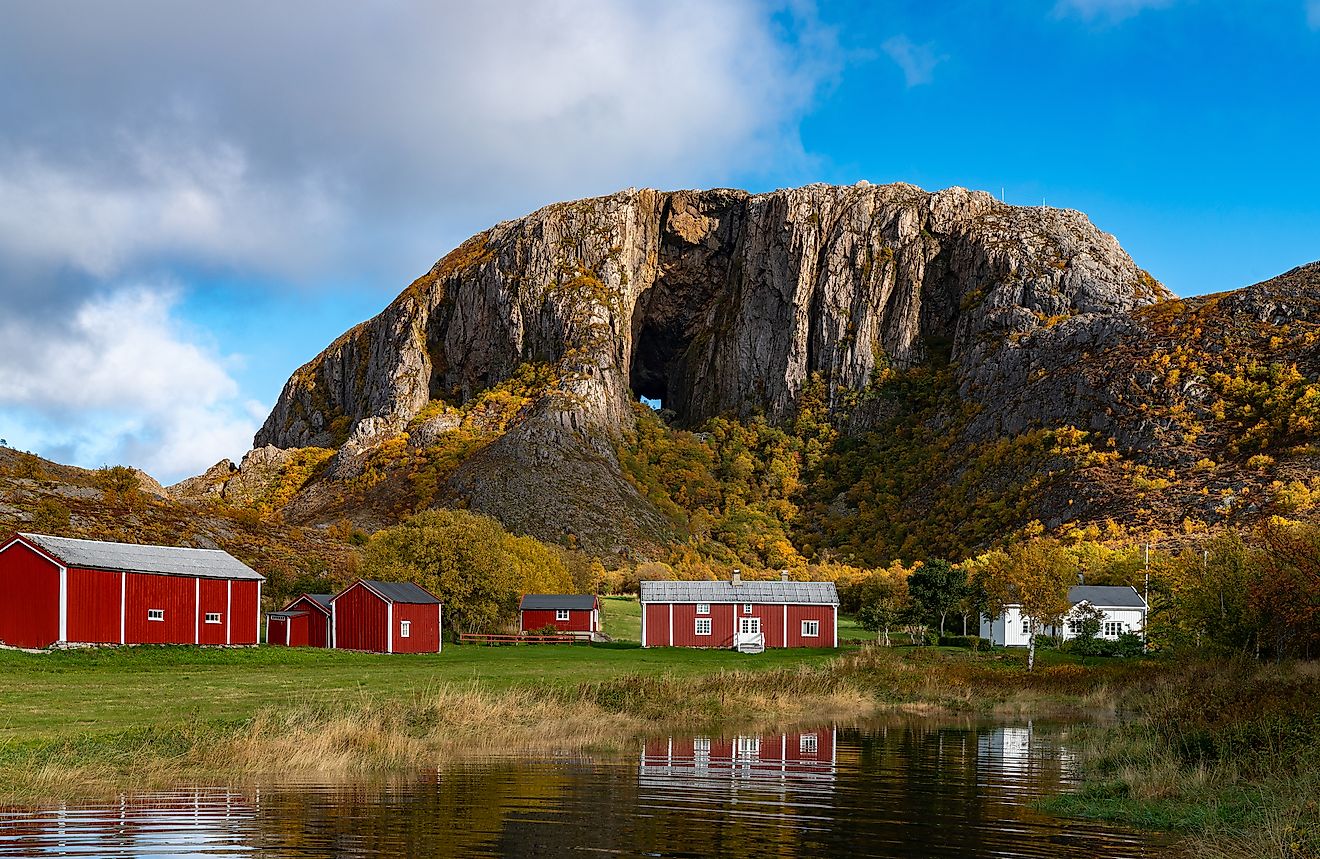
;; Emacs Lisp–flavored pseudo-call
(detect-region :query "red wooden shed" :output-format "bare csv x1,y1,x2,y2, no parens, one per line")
639,572,838,652
519,594,600,637
330,579,442,654
0,532,263,649
266,593,332,647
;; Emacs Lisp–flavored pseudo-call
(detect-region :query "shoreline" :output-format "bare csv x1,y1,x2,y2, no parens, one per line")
2,646,1314,857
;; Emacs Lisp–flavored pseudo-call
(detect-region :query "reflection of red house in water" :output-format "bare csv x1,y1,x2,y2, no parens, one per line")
640,729,837,786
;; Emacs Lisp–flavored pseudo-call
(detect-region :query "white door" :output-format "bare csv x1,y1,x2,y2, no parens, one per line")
739,617,761,636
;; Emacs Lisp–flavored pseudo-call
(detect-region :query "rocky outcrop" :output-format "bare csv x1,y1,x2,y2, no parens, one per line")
235,182,1181,551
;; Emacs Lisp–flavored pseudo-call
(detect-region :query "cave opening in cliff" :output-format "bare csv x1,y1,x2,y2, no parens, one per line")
629,280,699,425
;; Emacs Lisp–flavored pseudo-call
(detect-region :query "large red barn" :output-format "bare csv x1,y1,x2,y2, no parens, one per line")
0,533,263,649
265,593,332,647
330,579,442,654
519,594,600,637
640,573,838,651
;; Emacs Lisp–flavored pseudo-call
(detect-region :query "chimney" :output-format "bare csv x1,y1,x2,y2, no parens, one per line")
780,570,790,582
731,569,742,586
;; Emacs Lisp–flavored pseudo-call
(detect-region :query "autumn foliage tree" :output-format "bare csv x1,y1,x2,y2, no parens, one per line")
971,533,1075,670
362,509,571,634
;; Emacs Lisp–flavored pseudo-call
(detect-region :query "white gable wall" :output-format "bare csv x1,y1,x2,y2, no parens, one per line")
981,603,1145,647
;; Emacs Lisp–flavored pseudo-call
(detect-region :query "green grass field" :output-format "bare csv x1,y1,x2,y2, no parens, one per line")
0,642,842,742
601,595,641,640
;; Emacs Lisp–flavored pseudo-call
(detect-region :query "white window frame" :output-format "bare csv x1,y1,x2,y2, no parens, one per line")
204,612,222,625
147,609,164,622
799,734,819,755
1022,617,1031,635
695,617,712,636
801,619,820,637
1103,620,1123,638
555,609,571,622
743,603,753,615
696,603,710,615
400,620,412,638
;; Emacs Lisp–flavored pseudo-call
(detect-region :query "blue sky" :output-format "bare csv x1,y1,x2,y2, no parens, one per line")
1,0,1317,482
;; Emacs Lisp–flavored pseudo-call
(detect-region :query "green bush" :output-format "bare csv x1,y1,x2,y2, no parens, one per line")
938,635,984,650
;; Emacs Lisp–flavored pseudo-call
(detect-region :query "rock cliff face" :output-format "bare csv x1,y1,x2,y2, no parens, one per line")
259,183,1164,443
237,182,1178,551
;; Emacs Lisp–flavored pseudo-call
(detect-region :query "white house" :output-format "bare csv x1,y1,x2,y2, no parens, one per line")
980,585,1147,647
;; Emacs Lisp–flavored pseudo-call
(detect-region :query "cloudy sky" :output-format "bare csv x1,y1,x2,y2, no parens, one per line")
1,0,1317,482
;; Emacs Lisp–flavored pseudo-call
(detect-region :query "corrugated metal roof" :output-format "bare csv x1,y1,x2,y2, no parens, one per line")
520,594,596,611
267,611,309,618
18,533,264,581
1070,585,1146,608
335,579,441,605
640,580,839,606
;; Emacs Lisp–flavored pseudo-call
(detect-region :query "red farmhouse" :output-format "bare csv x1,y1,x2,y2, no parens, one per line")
519,594,601,637
0,533,263,649
266,593,332,647
640,573,839,651
330,579,442,654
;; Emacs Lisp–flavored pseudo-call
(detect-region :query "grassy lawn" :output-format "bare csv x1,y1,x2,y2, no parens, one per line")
0,643,841,742
601,595,641,641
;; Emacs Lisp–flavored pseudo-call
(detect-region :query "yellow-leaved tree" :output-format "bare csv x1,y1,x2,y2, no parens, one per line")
362,509,571,634
972,534,1075,671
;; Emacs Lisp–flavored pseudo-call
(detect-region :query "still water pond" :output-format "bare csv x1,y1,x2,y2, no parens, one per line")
0,720,1169,858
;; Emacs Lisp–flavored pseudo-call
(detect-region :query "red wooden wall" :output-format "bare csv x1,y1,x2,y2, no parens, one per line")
66,567,120,644
0,542,59,649
644,602,836,648
268,614,289,646
520,607,594,633
286,596,330,647
228,580,259,645
393,602,441,653
124,572,195,644
332,583,388,652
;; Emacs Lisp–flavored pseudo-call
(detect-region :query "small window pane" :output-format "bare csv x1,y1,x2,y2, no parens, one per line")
556,609,571,621
204,612,222,624
147,609,164,622
696,603,710,615
802,620,819,637
743,603,752,615
400,620,411,638
695,618,712,636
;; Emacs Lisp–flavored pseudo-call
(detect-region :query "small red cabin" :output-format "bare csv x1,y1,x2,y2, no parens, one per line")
640,573,838,651
330,579,442,654
0,532,263,649
266,593,332,647
519,594,600,637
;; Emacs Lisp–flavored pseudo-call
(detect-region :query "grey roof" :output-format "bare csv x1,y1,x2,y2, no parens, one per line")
267,610,309,618
336,579,441,605
1070,585,1147,609
286,593,333,613
18,533,264,581
640,579,839,606
520,594,597,611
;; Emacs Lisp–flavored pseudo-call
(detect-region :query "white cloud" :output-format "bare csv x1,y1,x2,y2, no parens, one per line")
881,35,946,87
0,287,259,482
0,1,840,478
1308,0,1320,28
1053,0,1176,23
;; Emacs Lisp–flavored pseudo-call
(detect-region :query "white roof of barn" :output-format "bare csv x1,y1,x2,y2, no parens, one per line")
17,533,264,581
640,579,839,606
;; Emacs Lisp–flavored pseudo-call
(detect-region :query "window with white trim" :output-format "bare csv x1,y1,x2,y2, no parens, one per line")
799,734,819,755
1067,618,1081,635
695,617,712,636
204,612,222,624
399,620,411,638
802,619,820,637
1021,617,1031,634
1103,621,1124,638
696,603,710,615
693,737,711,759
147,609,164,622
556,609,571,621
743,603,753,615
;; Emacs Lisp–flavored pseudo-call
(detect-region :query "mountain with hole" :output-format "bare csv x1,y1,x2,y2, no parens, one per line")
171,183,1320,566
